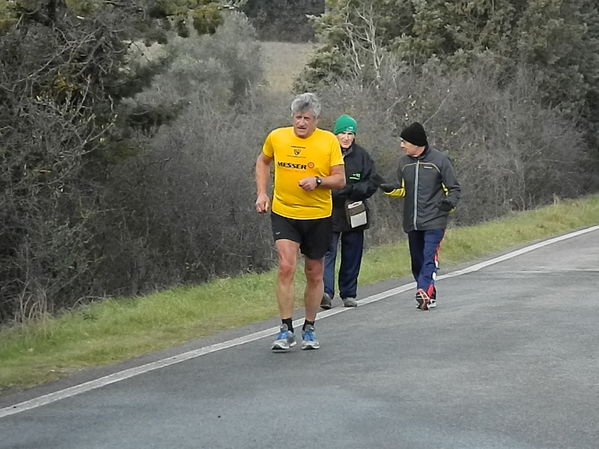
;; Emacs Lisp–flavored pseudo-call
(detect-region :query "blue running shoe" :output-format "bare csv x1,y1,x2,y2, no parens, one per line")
301,324,320,350
271,324,296,351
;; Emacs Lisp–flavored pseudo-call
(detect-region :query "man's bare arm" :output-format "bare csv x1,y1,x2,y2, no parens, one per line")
255,153,273,213
326,164,346,189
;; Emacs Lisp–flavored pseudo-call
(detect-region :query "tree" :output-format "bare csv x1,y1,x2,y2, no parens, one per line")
0,0,246,321
298,0,412,89
578,0,599,147
242,0,322,42
0,1,149,320
395,0,523,66
305,0,599,156
96,12,272,296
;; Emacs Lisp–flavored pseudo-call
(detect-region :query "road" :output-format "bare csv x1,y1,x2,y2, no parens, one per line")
1,227,598,449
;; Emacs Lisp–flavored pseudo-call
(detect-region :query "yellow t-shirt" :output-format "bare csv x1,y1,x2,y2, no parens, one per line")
262,127,344,219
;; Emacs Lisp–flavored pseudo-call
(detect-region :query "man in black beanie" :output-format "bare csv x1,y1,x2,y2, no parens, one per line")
380,122,461,310
400,122,428,147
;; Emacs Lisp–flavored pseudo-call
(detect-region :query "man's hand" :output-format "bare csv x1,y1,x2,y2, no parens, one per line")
333,184,353,199
384,188,405,198
299,176,319,191
380,183,404,197
439,198,454,211
380,183,405,198
379,183,397,193
255,193,270,213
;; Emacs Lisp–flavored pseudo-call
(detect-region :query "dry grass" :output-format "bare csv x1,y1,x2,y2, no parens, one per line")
260,41,315,93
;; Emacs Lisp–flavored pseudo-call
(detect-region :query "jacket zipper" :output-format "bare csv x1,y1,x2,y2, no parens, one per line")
413,160,419,230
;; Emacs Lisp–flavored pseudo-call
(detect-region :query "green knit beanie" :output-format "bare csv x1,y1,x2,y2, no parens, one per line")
333,114,358,135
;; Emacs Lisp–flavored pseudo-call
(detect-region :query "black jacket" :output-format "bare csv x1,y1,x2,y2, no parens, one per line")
395,145,461,232
331,143,378,232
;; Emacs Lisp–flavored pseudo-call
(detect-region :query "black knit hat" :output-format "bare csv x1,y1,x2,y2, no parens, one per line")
400,122,428,146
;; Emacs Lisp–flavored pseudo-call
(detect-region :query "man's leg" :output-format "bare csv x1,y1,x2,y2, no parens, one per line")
304,256,325,322
298,215,330,349
300,256,324,350
323,232,340,299
338,230,364,302
407,231,425,282
417,229,445,297
274,239,299,319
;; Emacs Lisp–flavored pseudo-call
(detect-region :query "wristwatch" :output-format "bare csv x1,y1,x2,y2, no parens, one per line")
315,176,322,187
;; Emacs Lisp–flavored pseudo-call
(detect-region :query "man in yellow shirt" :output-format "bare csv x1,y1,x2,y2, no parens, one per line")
255,93,345,351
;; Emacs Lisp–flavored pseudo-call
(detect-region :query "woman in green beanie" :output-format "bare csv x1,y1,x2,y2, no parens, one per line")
321,114,379,309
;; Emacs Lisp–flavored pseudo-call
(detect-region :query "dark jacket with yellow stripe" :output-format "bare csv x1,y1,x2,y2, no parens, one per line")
396,145,460,232
331,143,378,232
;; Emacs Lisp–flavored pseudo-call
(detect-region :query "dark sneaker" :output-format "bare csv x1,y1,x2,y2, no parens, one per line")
320,292,332,310
416,289,430,311
416,291,437,309
342,297,358,307
301,324,320,350
271,324,297,351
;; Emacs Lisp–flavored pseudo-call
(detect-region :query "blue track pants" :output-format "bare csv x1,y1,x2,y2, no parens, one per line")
407,229,445,298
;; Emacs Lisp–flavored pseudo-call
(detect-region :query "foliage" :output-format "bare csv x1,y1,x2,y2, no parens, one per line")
0,0,234,38
72,12,273,299
394,0,523,66
297,0,411,89
0,1,151,322
316,63,596,239
304,0,599,151
242,0,323,42
0,1,256,322
2,0,599,328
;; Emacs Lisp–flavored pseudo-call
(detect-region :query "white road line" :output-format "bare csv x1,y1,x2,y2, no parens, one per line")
2,224,598,418
439,225,599,280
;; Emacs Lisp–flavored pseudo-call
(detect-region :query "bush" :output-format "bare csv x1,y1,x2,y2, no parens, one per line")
316,62,597,246
93,13,279,296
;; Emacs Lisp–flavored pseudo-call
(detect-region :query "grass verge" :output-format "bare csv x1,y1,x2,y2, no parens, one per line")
1,194,598,395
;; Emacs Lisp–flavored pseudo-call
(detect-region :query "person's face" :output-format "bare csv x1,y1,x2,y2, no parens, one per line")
292,111,318,138
400,139,424,157
336,131,355,149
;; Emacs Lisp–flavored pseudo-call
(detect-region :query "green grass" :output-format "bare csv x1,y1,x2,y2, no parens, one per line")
1,194,599,394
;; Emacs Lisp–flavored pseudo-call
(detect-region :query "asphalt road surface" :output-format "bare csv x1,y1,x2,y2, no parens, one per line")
1,226,598,449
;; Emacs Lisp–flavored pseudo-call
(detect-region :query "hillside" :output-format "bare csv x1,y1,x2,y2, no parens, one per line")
260,41,315,94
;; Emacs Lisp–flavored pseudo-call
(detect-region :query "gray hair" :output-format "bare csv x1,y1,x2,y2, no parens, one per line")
290,92,321,117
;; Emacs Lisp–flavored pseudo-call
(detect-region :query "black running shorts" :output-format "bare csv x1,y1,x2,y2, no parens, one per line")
271,212,332,260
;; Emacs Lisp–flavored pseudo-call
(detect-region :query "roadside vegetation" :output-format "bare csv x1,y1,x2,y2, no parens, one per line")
1,194,598,394
2,1,599,394
2,1,599,324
